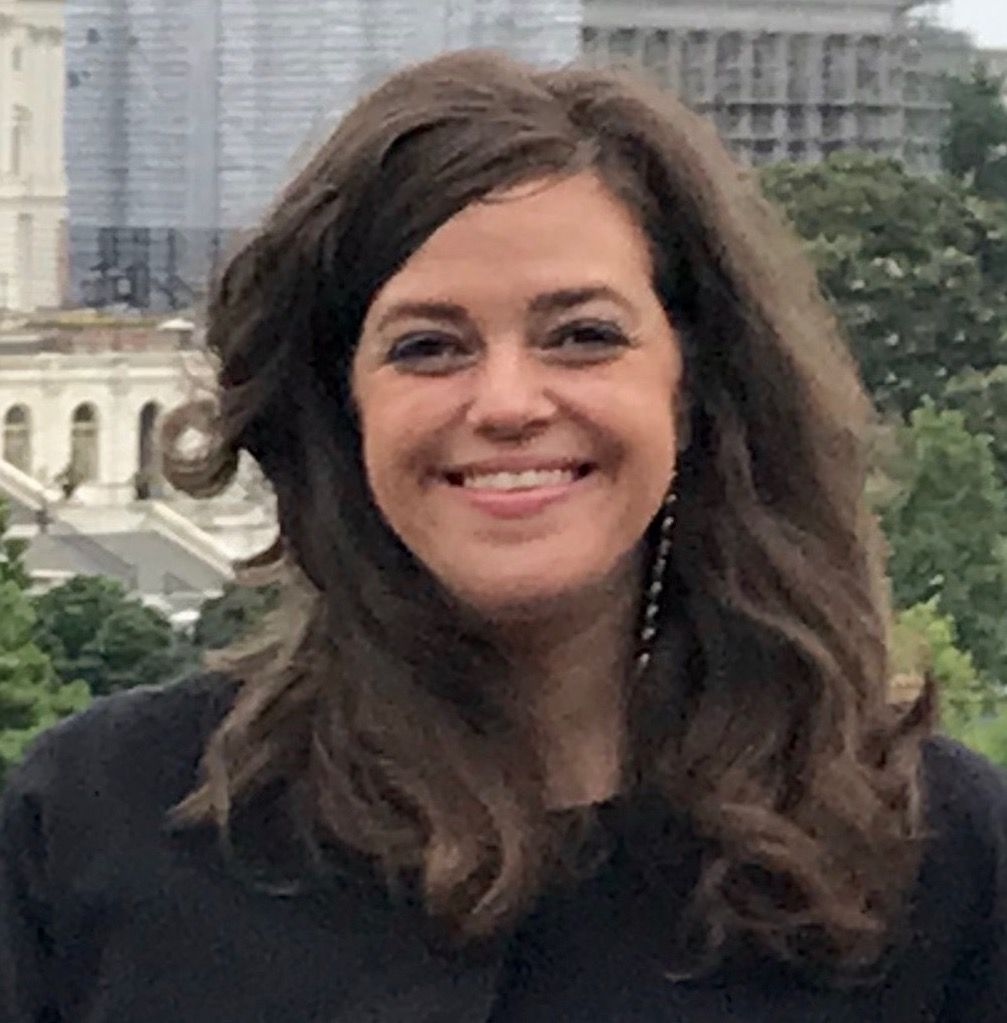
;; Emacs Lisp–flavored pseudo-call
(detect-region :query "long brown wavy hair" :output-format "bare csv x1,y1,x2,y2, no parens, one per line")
165,50,933,977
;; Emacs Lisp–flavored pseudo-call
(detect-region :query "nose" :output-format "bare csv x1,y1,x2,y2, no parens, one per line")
465,341,556,439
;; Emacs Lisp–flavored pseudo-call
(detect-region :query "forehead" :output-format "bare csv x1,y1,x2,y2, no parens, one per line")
369,173,655,308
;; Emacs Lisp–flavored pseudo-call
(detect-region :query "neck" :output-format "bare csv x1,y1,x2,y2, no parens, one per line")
494,555,641,810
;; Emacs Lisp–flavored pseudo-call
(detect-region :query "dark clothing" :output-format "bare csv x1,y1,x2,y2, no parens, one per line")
2,674,1006,1022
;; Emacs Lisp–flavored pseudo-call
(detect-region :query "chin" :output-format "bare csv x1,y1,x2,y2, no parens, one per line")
446,567,611,623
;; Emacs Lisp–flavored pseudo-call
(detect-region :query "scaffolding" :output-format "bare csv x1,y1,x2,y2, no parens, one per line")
582,0,972,173
64,0,585,310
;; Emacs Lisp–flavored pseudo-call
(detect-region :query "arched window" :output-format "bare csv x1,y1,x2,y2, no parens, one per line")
70,403,99,483
3,405,31,473
136,401,162,499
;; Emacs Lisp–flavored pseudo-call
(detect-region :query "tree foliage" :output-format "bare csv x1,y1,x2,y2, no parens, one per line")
761,153,1007,416
890,599,989,731
953,708,1007,768
0,581,90,783
0,501,31,591
72,601,180,696
941,364,1007,480
32,575,186,697
0,502,90,783
943,65,1007,202
878,404,1007,686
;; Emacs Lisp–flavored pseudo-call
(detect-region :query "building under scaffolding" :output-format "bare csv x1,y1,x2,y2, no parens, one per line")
582,0,972,171
63,0,583,311
64,0,975,311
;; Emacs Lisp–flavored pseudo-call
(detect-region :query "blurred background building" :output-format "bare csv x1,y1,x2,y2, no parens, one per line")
581,0,972,171
1,1,983,320
0,0,65,312
62,0,584,312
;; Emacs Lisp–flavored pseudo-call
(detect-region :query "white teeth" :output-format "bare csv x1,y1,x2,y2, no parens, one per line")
462,468,577,491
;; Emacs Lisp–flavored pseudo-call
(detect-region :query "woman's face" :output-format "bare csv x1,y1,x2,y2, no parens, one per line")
352,172,683,617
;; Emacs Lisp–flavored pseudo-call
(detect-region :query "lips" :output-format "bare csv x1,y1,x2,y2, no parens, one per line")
443,461,595,492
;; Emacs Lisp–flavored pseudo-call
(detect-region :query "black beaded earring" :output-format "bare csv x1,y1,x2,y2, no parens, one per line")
635,490,677,679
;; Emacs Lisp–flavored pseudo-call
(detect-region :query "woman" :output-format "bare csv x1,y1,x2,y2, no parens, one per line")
2,51,1005,1022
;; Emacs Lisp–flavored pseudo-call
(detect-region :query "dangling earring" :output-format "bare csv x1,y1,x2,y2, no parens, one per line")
635,489,677,679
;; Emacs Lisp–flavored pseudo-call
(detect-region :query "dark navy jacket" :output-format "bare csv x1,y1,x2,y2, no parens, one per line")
2,674,1006,1021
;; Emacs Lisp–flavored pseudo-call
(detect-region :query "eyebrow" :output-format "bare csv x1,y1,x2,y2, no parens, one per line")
374,301,469,333
528,286,635,317
374,286,635,333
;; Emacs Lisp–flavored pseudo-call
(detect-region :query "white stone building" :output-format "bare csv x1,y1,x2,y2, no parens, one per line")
0,317,278,620
581,0,972,172
0,320,209,505
0,0,66,311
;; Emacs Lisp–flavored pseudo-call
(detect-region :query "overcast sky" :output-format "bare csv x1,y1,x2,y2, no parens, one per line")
945,0,1007,48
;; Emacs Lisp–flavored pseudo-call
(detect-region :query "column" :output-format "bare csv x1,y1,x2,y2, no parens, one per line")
0,18,11,180
105,360,135,503
740,30,755,103
842,34,858,143
808,32,825,104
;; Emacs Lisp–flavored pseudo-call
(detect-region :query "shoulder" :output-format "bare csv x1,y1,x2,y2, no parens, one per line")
920,735,1007,846
914,736,1007,923
910,741,1007,1017
1,672,236,848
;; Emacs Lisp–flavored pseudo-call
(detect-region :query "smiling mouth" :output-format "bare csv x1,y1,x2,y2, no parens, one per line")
443,463,595,491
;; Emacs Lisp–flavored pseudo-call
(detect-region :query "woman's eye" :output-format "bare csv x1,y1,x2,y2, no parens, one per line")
545,321,629,356
386,333,470,371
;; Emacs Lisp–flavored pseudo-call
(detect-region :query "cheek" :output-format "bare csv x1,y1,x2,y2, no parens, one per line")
642,373,679,444
354,380,411,510
613,367,681,503
595,363,680,461
355,377,451,513
360,423,398,504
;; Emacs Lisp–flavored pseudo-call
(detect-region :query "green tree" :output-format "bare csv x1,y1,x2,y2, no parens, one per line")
0,498,91,782
879,404,1007,685
761,153,1007,416
0,500,31,590
941,365,1007,482
33,576,188,696
193,582,280,651
943,65,1007,201
954,709,1007,768
0,581,90,782
890,599,990,733
33,575,126,677
73,601,181,696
